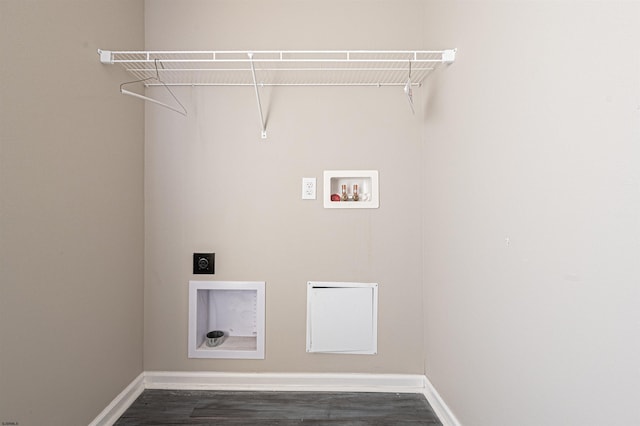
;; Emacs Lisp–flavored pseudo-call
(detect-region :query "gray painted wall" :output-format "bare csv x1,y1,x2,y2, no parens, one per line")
0,2,144,425
422,2,640,425
143,0,429,373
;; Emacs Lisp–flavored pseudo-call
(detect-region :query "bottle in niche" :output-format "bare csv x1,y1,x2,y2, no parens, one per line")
353,184,359,201
341,184,348,201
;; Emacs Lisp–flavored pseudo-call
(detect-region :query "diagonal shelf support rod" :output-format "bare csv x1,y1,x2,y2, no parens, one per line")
248,53,267,139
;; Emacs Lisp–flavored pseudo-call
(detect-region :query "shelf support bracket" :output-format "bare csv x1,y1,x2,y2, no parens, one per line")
248,53,267,139
98,49,113,64
442,49,456,64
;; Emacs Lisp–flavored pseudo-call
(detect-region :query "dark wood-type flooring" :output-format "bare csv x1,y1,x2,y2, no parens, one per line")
114,389,443,425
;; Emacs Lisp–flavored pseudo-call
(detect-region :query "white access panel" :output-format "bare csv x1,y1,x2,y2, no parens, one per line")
306,282,378,354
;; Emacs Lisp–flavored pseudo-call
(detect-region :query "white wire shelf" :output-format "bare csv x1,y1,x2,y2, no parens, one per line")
98,49,456,138
98,49,456,87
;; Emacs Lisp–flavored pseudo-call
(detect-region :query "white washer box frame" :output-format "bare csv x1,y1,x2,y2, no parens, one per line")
188,280,265,359
323,170,379,209
306,281,378,354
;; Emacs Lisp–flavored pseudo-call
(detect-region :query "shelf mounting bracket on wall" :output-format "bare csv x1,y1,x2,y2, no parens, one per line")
248,53,267,139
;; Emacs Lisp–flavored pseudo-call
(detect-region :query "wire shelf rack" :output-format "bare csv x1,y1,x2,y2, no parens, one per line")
99,50,456,87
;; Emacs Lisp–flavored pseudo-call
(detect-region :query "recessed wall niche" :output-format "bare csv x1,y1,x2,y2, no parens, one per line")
323,170,379,208
188,281,265,359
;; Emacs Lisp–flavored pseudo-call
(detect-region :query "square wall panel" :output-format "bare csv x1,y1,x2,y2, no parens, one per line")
306,281,378,354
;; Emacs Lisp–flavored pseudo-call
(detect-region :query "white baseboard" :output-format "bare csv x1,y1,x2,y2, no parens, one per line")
88,372,144,426
144,371,426,393
91,371,459,426
422,375,461,426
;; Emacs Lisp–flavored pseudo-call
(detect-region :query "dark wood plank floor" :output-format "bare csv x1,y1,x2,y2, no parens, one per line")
115,389,443,425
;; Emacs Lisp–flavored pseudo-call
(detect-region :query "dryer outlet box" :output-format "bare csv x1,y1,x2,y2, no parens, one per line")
193,253,215,274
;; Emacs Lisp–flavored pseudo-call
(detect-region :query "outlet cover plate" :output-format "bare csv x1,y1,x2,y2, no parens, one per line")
302,177,316,200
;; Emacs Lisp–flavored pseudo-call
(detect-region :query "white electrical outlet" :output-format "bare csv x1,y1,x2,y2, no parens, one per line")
302,177,316,200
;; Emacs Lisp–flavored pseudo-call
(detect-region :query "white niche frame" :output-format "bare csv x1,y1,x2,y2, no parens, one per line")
323,170,379,209
188,280,265,359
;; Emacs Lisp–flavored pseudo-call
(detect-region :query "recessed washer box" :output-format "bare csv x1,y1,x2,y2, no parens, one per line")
188,281,265,359
323,170,379,208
